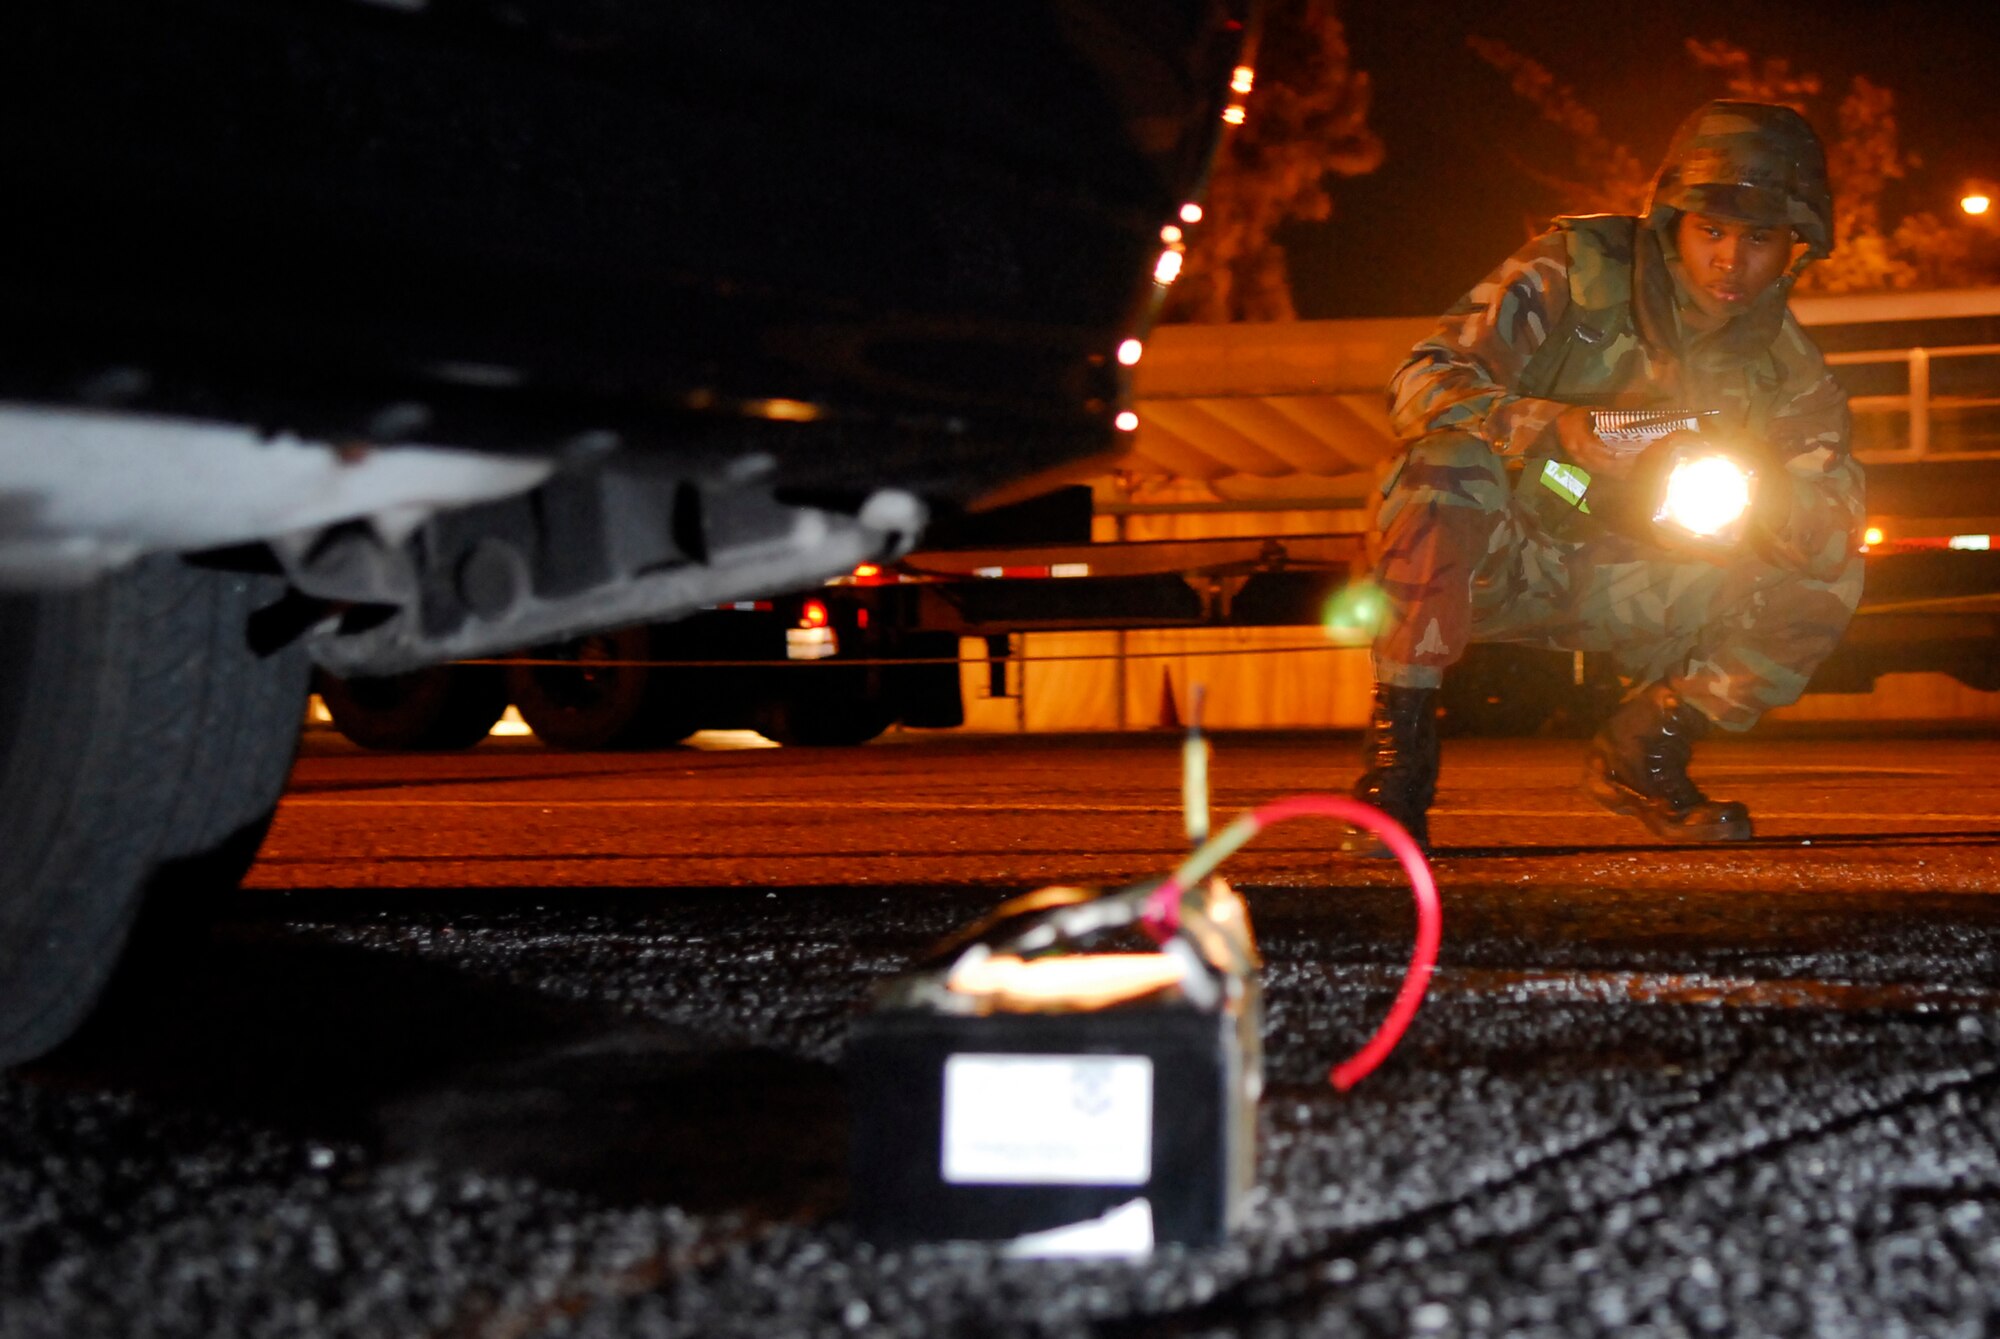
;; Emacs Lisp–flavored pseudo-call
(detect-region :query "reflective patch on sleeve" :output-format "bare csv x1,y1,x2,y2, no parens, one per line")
1539,459,1594,513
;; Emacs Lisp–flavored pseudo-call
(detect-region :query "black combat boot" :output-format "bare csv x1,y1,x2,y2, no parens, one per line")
1585,681,1752,841
1343,685,1440,854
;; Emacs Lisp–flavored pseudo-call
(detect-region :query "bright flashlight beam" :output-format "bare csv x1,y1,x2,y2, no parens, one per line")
1659,455,1753,539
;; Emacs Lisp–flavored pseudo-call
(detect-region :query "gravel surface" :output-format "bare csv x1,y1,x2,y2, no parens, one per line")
5,732,2000,1336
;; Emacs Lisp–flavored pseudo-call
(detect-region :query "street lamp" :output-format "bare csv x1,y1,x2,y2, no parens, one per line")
1961,179,1998,221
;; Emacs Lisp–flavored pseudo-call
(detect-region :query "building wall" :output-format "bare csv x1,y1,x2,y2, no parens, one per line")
958,629,1378,732
954,636,2000,733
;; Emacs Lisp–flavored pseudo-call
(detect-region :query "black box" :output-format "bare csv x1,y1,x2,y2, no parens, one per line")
849,998,1257,1248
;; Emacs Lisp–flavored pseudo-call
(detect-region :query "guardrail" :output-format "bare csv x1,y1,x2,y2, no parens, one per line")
1826,342,2000,460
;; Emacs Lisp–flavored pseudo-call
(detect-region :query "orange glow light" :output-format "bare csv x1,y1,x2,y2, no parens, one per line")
1160,223,1183,244
1153,249,1184,285
1117,338,1143,366
801,599,829,628
1964,194,1994,217
1231,66,1255,95
1179,202,1203,224
744,397,822,422
852,563,880,579
1222,104,1246,125
1864,526,1885,548
1115,410,1139,432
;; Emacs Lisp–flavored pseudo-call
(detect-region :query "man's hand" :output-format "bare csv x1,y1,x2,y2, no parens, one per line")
1644,430,1794,550
1555,406,1649,482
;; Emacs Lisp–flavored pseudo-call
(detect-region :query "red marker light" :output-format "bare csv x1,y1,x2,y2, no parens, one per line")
853,563,881,579
802,599,830,628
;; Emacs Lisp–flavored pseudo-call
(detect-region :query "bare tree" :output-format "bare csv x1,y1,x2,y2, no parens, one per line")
1463,35,1650,221
1468,36,1999,292
1165,0,1383,323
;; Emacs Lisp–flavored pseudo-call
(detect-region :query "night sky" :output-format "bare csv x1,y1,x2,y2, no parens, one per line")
1296,0,2000,317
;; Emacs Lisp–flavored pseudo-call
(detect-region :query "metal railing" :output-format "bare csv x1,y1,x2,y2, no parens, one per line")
1823,342,2000,460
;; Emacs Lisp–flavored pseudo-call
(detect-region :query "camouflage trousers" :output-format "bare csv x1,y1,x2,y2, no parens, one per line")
1370,432,1863,731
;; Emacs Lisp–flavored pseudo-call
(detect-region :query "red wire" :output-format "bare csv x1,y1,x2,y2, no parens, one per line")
1137,793,1440,1088
1242,794,1442,1090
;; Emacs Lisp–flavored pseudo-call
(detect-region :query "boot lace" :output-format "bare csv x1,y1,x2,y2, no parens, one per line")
1642,707,1708,811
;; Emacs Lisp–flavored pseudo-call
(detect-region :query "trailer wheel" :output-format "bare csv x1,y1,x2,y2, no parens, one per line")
316,665,510,751
508,627,697,750
754,688,894,747
0,555,310,1066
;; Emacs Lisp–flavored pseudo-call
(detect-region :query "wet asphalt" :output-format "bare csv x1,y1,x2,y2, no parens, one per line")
7,726,2000,1336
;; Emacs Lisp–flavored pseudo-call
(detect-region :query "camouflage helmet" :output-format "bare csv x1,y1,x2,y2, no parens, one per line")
1645,100,1833,259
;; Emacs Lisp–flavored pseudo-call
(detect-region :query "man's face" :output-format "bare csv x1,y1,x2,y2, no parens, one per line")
1674,210,1797,322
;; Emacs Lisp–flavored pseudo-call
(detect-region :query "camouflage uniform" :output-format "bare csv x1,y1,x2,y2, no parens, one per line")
1371,176,1865,732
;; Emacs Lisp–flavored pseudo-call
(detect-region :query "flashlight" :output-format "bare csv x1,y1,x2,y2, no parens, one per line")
1652,442,1758,549
1533,411,1761,551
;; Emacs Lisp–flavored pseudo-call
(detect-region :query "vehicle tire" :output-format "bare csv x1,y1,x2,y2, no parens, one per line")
0,555,312,1065
754,687,894,747
317,664,510,751
508,626,698,750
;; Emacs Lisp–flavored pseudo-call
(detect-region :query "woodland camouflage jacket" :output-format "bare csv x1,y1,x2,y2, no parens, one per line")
1386,215,1864,584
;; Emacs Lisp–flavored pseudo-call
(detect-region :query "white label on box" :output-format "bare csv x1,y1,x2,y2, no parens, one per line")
940,1053,1152,1186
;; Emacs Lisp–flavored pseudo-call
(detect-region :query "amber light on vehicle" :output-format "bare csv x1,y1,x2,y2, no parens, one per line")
1231,65,1255,94
1115,411,1139,432
1221,105,1246,125
1117,339,1143,366
1179,202,1203,224
787,598,839,660
1154,250,1184,285
1964,194,1994,217
743,397,822,422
